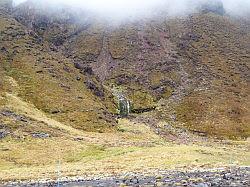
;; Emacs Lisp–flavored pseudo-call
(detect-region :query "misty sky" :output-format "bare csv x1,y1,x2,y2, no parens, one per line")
13,0,250,19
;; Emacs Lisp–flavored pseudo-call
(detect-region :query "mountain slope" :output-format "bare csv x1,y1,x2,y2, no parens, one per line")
167,14,250,138
0,1,117,136
1,0,249,139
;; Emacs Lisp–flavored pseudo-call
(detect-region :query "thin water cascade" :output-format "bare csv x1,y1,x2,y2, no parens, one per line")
127,100,130,115
111,87,131,117
118,97,130,117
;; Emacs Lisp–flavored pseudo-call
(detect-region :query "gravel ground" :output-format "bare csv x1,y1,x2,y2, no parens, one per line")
4,167,249,187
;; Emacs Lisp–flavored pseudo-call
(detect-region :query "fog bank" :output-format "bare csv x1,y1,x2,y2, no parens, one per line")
13,0,250,20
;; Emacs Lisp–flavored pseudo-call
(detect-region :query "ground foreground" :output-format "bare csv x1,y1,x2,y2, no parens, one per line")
0,118,249,186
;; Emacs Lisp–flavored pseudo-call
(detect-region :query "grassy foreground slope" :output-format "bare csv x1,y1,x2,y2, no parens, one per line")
0,118,249,182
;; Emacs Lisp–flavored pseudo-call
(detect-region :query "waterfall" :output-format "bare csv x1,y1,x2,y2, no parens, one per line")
127,100,130,115
111,87,131,117
118,97,130,117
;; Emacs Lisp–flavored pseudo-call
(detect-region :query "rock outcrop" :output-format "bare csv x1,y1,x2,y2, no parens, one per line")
200,0,225,15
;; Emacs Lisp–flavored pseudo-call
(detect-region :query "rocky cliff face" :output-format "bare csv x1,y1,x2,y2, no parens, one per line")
0,0,249,139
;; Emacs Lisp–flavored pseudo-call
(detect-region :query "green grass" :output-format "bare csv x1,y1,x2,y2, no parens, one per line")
0,135,249,182
65,145,138,163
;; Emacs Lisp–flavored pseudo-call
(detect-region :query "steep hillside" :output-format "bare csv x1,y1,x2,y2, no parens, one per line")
1,0,249,139
167,14,250,139
0,0,117,137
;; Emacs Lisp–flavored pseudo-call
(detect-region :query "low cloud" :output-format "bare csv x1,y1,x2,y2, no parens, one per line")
13,0,250,20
